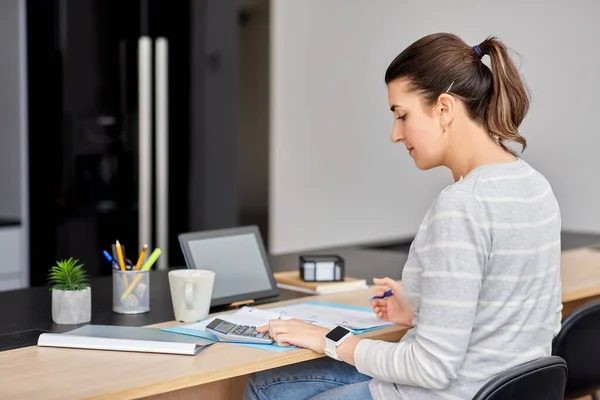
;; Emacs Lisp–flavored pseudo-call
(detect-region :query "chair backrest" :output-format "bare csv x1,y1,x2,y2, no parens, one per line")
471,356,567,400
552,298,600,399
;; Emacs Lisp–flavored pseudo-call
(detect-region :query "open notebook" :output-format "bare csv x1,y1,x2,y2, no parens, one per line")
37,325,216,356
162,301,393,352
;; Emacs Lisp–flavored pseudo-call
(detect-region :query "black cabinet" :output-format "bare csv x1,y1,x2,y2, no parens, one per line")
26,0,241,285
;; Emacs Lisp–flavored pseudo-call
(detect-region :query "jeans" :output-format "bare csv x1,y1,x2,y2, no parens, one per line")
243,357,373,400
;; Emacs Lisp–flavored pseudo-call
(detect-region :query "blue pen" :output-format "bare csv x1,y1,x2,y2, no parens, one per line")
102,250,119,270
371,289,394,300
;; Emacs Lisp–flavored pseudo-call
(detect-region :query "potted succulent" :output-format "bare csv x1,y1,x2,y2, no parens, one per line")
48,257,92,324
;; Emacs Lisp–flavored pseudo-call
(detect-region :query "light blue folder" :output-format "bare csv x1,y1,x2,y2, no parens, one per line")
161,301,393,352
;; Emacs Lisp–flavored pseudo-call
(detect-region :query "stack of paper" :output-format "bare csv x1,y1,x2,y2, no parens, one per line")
273,271,368,294
161,301,393,352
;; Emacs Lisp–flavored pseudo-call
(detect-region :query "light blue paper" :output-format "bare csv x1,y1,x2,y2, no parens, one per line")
160,326,297,352
161,300,393,352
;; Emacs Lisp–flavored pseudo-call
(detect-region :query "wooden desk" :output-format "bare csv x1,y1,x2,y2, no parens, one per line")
0,288,404,400
561,246,600,315
2,247,600,400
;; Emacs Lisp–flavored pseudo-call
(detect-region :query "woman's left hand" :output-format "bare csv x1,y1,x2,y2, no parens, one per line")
257,319,330,353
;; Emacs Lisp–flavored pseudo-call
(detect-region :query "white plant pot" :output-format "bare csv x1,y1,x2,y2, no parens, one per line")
52,287,92,324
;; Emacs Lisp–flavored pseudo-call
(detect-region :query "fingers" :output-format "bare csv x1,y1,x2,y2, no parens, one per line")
371,299,388,314
273,333,291,347
372,278,392,297
256,319,287,336
373,304,387,319
267,319,290,338
373,277,401,292
371,298,392,320
259,319,283,345
266,320,298,347
373,305,386,313
371,298,388,307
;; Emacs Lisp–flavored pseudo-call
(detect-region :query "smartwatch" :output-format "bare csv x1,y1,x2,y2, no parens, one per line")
324,325,353,360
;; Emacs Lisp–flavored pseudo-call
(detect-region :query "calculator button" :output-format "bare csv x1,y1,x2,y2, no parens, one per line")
263,332,270,340
256,333,264,339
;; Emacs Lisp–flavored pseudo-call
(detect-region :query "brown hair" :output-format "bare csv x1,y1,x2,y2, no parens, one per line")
385,33,530,152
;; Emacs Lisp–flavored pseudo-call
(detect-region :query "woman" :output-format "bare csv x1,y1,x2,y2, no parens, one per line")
244,32,562,400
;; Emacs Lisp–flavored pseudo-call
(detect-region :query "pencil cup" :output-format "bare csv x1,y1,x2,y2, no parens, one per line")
113,269,150,314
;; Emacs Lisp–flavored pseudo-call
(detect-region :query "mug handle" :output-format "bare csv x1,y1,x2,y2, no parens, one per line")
185,281,194,310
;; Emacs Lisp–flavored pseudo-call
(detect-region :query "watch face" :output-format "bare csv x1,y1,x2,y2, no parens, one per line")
326,326,350,342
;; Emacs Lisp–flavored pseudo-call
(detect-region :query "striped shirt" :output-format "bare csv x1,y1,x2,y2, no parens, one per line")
354,158,562,400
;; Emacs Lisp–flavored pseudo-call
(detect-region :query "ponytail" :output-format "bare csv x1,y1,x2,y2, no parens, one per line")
478,37,530,152
384,33,530,153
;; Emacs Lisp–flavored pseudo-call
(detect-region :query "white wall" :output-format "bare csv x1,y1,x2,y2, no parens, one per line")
269,0,600,254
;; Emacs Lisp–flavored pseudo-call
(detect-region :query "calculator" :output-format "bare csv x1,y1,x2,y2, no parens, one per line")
205,318,274,344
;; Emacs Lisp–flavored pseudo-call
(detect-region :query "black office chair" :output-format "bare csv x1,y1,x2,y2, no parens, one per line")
471,356,567,400
553,298,600,400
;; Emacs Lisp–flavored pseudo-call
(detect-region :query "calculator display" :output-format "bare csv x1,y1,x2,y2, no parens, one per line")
214,321,235,334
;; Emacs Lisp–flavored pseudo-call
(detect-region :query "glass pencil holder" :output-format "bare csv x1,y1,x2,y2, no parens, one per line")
113,269,150,314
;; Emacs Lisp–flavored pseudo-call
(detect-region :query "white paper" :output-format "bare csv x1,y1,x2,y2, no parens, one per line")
303,262,315,280
266,303,386,330
181,306,338,333
315,262,335,281
182,307,284,332
178,303,387,336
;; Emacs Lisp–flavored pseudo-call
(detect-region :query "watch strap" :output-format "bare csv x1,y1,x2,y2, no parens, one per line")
324,337,340,360
324,328,353,360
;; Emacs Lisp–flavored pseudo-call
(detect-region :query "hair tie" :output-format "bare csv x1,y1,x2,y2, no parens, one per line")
473,45,484,59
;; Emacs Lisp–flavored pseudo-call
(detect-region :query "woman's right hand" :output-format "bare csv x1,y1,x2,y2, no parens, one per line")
371,277,415,328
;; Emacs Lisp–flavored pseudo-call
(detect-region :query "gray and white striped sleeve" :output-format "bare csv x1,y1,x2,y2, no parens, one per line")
354,189,488,390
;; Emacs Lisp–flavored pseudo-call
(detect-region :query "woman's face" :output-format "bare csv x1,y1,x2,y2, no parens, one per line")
387,78,446,170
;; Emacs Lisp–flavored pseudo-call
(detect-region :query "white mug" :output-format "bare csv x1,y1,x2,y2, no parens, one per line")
168,269,215,323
